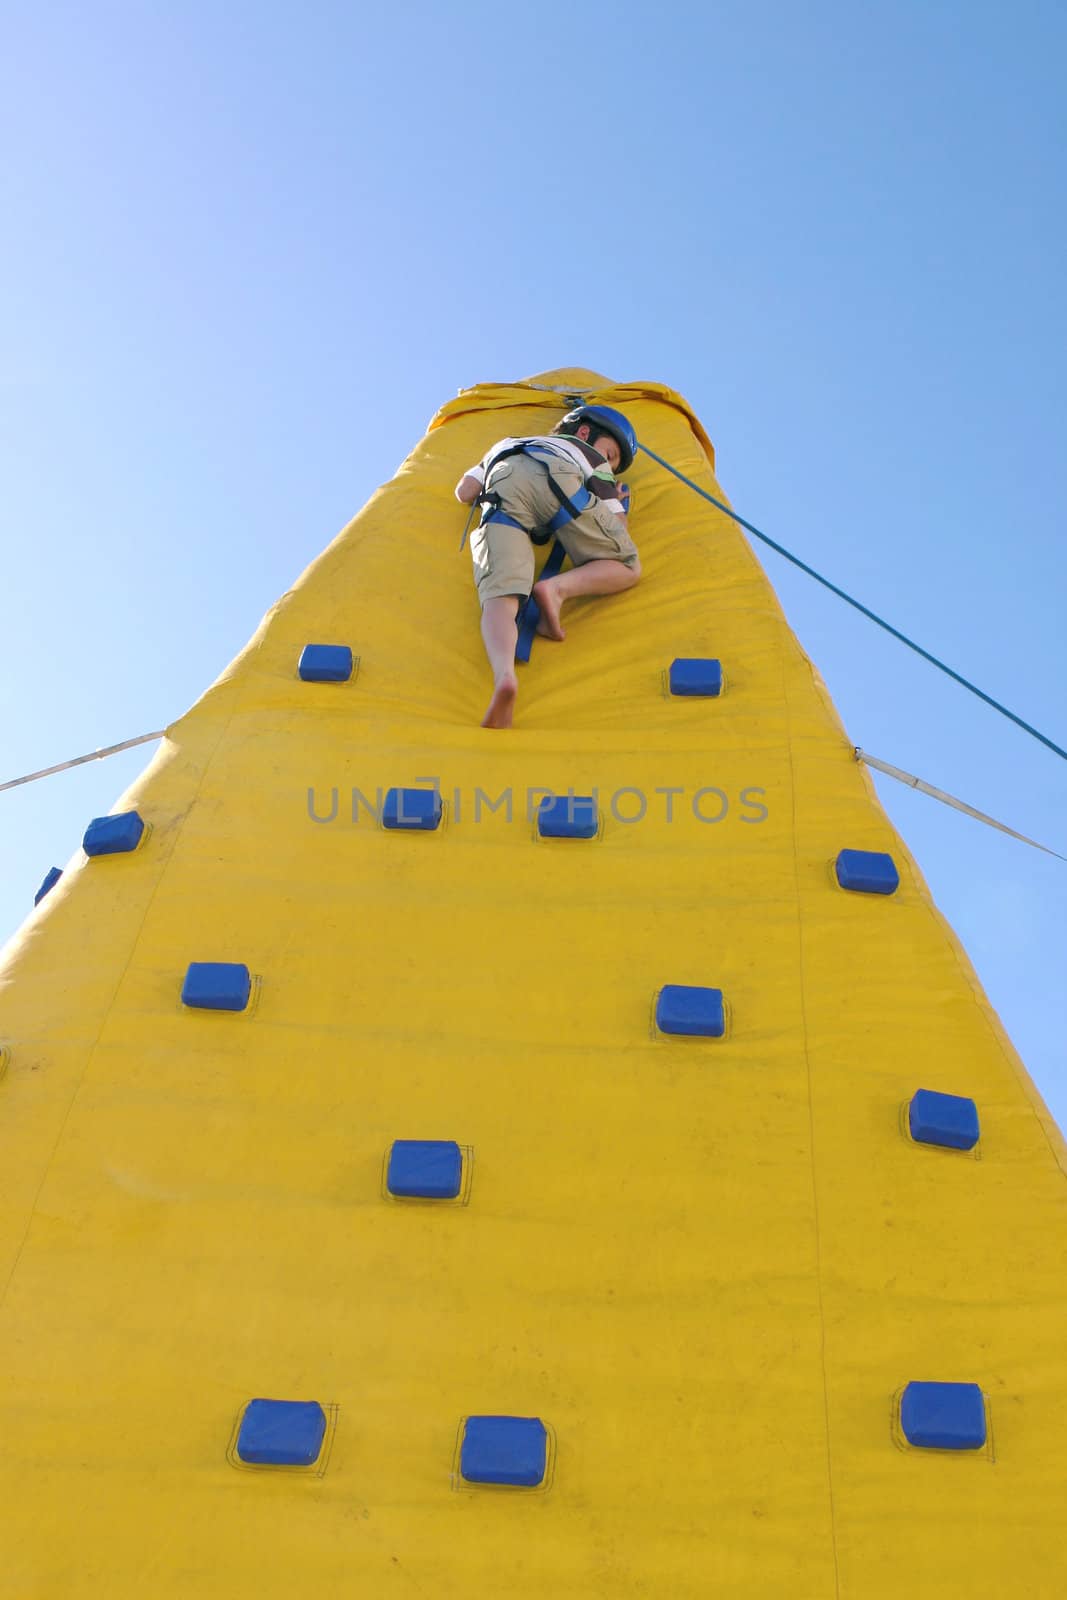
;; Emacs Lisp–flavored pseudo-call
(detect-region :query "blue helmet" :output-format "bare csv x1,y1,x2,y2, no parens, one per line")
557,404,638,473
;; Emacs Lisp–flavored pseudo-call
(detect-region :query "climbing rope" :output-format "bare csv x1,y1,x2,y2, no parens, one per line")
855,749,1065,862
639,442,1067,764
0,732,165,794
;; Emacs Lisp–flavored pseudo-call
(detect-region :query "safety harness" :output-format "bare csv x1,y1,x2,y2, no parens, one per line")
476,440,596,545
469,437,612,664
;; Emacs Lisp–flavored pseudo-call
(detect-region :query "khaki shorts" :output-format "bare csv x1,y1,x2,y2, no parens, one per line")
470,453,639,605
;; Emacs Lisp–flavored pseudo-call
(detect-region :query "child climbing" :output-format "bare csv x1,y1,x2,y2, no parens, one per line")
455,405,642,729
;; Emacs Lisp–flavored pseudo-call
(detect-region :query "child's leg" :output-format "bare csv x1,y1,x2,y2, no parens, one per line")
534,503,642,640
534,556,641,641
471,503,534,728
480,595,520,728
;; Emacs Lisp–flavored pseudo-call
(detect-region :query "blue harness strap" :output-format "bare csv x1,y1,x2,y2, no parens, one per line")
546,482,594,532
480,508,528,534
515,539,568,664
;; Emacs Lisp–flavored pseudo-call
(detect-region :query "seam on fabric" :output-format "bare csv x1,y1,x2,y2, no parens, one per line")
783,647,843,1600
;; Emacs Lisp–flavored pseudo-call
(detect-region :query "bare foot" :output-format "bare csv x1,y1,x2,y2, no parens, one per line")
481,671,518,729
533,579,565,640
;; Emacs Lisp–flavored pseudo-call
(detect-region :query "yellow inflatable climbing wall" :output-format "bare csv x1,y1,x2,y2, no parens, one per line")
2,368,1065,1597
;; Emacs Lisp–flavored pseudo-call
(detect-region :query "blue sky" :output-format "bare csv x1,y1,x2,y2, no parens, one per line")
3,2,1066,1123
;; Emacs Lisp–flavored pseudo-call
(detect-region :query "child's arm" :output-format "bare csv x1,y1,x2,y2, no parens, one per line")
587,458,630,528
602,478,631,531
455,472,483,504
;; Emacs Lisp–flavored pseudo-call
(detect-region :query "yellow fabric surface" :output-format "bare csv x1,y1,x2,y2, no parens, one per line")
1,367,1065,1597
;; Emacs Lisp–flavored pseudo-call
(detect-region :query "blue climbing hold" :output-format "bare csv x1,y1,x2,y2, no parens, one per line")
909,1088,980,1151
83,810,145,857
298,644,353,683
656,985,725,1038
181,962,251,1012
34,867,62,905
900,1381,986,1450
382,788,442,831
387,1140,463,1199
669,658,723,697
835,849,900,895
237,1399,327,1466
460,1416,548,1487
538,795,599,840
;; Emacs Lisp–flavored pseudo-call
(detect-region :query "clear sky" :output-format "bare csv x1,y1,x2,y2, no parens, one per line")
3,2,1066,1123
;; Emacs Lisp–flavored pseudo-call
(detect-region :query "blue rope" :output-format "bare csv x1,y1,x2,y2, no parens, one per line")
639,442,1067,764
515,539,568,664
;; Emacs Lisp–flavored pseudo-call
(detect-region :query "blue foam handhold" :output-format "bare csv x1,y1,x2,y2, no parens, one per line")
388,1140,463,1199
34,867,62,905
835,849,900,895
909,1088,980,1151
237,1399,326,1466
298,644,353,682
181,962,251,1012
382,788,442,831
669,658,723,697
538,795,598,839
900,1381,986,1450
656,984,725,1038
460,1416,547,1487
83,810,145,857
